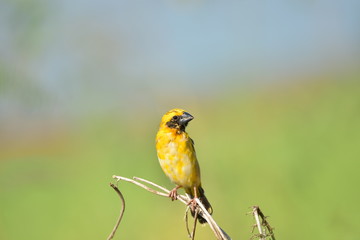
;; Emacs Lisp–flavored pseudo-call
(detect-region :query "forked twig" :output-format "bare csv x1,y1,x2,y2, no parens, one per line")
184,206,198,239
252,206,265,240
110,175,232,240
252,206,275,240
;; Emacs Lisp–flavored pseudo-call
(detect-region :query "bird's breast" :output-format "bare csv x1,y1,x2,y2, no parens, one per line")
156,131,200,188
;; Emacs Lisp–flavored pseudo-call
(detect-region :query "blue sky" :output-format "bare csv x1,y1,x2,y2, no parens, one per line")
1,0,359,116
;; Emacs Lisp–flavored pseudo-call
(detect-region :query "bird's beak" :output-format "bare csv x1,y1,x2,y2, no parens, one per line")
179,112,194,126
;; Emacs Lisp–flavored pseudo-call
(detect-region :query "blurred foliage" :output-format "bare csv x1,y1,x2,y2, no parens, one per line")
1,78,359,240
1,1,359,239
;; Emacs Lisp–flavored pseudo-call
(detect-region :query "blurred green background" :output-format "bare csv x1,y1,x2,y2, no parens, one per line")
1,1,360,239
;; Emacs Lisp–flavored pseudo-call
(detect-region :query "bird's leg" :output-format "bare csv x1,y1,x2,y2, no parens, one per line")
169,185,181,201
187,186,198,212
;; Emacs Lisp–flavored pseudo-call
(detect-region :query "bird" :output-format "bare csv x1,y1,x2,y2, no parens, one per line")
155,108,212,224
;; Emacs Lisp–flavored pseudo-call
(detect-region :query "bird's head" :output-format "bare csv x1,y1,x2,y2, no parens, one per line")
160,108,194,132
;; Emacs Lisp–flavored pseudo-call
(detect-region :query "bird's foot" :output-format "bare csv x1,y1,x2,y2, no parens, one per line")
169,186,180,201
187,198,198,212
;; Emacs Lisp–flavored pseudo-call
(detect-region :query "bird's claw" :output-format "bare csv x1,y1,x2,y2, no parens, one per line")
169,188,178,201
187,198,197,212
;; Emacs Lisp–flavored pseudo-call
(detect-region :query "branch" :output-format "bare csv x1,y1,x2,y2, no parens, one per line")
251,206,276,240
107,183,125,240
111,175,232,240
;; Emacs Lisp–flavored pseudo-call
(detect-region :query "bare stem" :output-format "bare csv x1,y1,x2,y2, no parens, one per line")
257,207,276,240
252,206,275,240
107,183,125,240
252,206,265,240
191,210,198,240
111,175,232,240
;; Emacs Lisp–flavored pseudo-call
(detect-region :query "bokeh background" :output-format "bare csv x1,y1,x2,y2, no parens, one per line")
1,1,360,239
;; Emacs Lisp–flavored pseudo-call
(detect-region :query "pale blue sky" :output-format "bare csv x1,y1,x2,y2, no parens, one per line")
0,0,359,117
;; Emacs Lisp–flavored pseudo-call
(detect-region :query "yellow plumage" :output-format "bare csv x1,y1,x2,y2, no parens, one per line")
156,108,212,223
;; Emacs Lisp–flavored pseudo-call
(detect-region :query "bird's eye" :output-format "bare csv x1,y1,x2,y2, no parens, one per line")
172,115,179,121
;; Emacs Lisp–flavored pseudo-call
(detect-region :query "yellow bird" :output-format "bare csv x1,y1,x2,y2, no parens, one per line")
156,108,212,224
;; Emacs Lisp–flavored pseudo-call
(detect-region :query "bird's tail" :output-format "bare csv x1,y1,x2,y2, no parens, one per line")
186,186,213,224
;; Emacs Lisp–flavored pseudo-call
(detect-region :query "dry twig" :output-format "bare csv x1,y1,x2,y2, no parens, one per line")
107,183,125,240
251,206,275,240
108,176,275,240
110,175,231,240
191,209,198,240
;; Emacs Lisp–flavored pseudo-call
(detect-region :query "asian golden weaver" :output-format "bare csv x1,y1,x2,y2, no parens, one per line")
155,108,212,224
